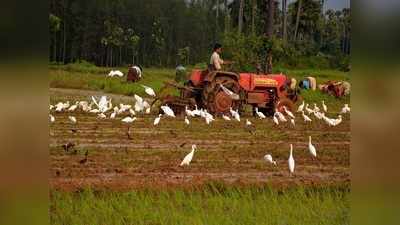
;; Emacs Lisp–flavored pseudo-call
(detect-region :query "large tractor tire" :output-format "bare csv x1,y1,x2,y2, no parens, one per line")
202,76,241,114
276,98,295,115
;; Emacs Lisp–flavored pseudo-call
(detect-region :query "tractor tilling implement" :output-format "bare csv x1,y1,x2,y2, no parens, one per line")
159,69,299,116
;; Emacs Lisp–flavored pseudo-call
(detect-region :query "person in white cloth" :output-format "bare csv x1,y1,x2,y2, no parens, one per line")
209,43,232,71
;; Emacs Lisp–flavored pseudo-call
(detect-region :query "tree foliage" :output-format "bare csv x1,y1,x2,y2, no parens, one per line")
49,0,350,71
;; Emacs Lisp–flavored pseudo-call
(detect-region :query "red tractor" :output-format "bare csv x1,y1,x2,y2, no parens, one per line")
159,69,299,116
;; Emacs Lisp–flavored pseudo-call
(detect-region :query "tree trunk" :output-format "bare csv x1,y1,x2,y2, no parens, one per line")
321,0,325,16
294,0,302,41
63,18,66,64
216,0,219,32
132,49,135,65
238,0,244,34
265,0,275,74
110,48,113,67
62,0,67,64
119,46,122,66
252,0,257,34
53,32,57,62
265,0,275,38
282,0,288,43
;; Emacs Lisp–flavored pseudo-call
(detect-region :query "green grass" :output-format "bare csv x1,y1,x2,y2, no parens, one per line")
50,67,175,97
50,63,350,104
51,185,349,225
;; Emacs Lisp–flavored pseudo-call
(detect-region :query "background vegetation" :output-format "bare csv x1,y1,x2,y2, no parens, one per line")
49,0,350,71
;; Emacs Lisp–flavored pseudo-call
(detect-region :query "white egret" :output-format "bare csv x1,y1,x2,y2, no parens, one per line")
302,111,312,122
49,114,55,123
192,105,201,116
55,102,65,112
246,119,252,126
313,103,320,112
185,116,190,125
313,111,323,120
145,107,151,114
134,101,144,112
341,104,351,114
68,103,78,112
305,104,314,114
222,115,231,121
229,107,236,117
68,116,77,124
129,109,136,116
161,105,176,117
275,111,287,122
322,101,327,112
90,109,100,113
63,101,70,109
290,118,295,127
233,112,240,122
108,70,124,77
283,106,295,119
110,112,116,119
255,107,266,119
264,154,277,165
219,84,240,100
121,116,136,123
321,113,335,126
185,106,194,117
297,101,305,112
97,113,106,119
273,115,279,125
180,144,197,166
288,144,295,175
332,115,342,126
141,85,156,97
134,94,143,103
153,114,162,126
308,136,317,157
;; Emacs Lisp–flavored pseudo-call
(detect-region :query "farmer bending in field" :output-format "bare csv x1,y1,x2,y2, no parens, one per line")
209,43,232,71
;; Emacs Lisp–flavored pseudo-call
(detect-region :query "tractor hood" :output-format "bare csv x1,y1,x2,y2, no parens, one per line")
239,73,287,91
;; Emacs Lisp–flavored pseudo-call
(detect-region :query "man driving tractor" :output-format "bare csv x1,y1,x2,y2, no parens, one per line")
209,43,232,71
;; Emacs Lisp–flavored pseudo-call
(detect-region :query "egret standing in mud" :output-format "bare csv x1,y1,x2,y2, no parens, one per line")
141,85,156,97
222,114,231,121
49,114,55,123
341,104,351,114
322,100,327,112
255,107,266,119
153,114,161,126
246,119,252,126
122,116,136,123
302,111,312,123
297,101,305,112
308,136,317,158
185,116,190,125
161,105,176,118
264,154,277,165
288,144,295,175
68,116,77,124
273,114,279,126
180,144,197,166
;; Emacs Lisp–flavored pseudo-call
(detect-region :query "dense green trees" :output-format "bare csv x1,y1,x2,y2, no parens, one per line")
49,0,350,70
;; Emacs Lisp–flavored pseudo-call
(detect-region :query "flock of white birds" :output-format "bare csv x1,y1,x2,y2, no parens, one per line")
50,83,350,175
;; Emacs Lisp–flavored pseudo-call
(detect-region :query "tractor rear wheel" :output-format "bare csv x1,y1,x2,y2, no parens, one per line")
202,76,241,114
